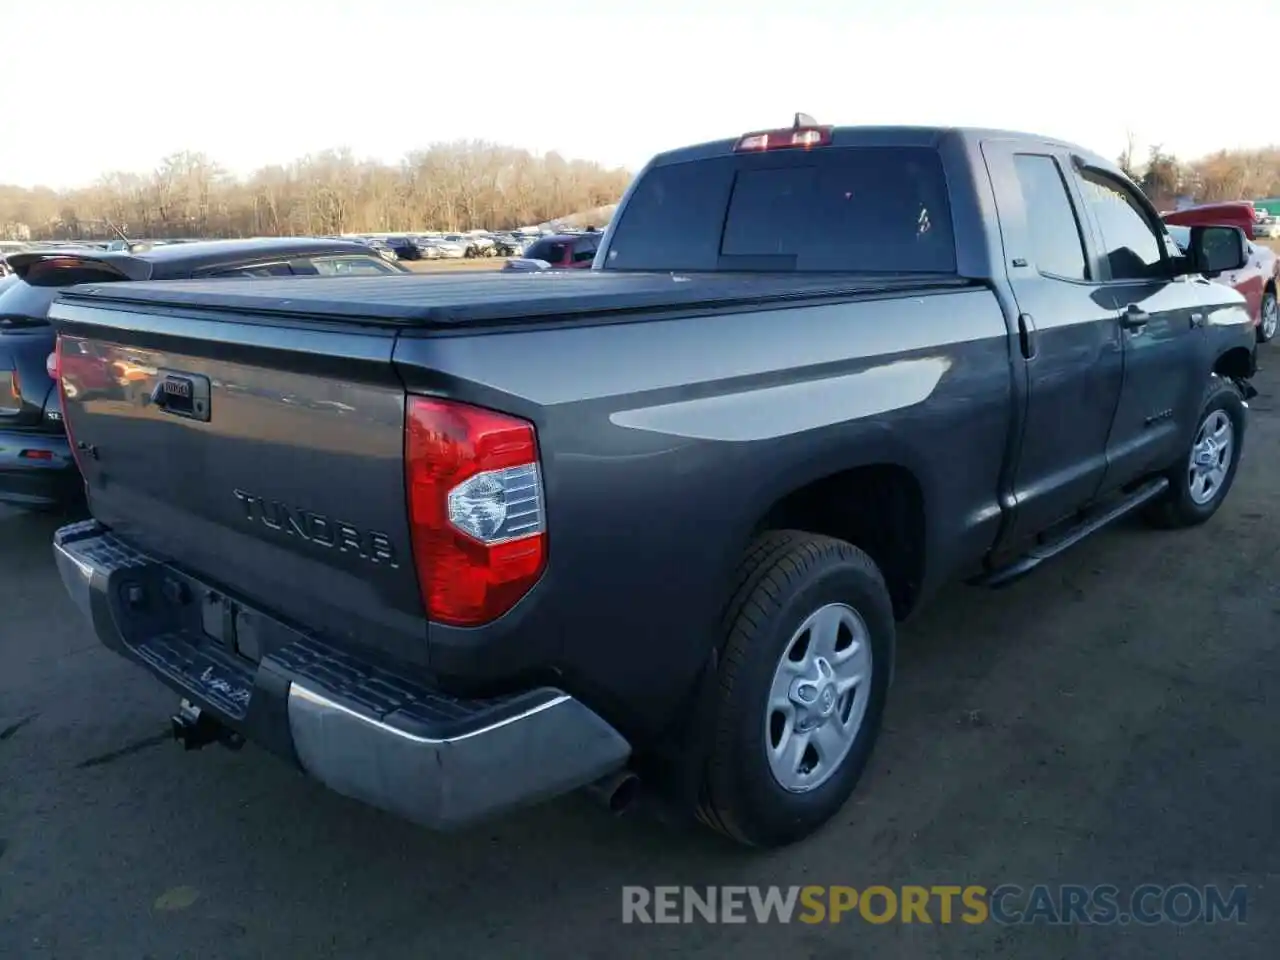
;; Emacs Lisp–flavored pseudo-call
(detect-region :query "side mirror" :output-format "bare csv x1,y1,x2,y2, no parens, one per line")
1184,225,1248,277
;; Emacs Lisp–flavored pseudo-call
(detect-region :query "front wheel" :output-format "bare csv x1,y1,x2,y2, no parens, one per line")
1144,376,1246,528
1258,288,1278,344
695,531,894,848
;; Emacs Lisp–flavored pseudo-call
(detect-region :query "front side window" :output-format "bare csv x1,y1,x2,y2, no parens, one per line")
1013,155,1088,281
1079,171,1166,281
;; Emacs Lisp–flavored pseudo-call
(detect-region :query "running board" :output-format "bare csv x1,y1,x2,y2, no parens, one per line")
972,477,1170,589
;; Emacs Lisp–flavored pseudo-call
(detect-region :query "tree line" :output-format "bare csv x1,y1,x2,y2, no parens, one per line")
4,136,1279,243
1117,134,1280,210
0,141,634,241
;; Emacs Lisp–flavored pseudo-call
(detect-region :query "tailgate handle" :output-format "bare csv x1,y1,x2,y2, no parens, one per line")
149,371,211,422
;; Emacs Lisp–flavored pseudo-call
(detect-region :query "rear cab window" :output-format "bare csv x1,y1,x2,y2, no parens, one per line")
602,146,957,274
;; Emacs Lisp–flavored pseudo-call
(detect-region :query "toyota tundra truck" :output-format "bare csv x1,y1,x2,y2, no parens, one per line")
48,122,1257,848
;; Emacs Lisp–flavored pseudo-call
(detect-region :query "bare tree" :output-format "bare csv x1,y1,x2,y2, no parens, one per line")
0,140,628,241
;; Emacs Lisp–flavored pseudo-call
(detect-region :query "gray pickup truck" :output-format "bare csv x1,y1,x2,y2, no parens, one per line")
49,122,1257,849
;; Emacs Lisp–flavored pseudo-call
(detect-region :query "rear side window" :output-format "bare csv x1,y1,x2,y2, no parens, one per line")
1013,155,1089,281
299,255,400,276
604,146,957,274
209,261,295,278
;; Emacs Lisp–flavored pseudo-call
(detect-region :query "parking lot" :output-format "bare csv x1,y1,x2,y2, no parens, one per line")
2,362,1278,958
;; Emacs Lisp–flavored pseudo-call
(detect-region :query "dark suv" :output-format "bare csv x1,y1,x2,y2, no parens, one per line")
0,237,407,508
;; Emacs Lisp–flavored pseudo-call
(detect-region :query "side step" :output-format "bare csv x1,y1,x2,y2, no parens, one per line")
972,477,1170,589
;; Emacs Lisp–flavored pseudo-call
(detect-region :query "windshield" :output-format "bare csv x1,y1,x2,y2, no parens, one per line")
603,145,957,274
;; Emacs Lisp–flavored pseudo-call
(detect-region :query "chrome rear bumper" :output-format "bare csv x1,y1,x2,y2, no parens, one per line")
53,520,632,829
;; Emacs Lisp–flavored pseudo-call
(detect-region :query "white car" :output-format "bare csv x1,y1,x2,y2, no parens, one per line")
436,235,471,258
1253,216,1280,240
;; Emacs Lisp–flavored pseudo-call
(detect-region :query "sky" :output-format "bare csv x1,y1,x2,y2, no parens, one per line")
4,0,1278,191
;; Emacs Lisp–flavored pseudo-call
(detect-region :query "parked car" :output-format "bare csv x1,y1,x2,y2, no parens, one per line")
48,122,1255,849
413,237,443,260
492,234,528,257
373,236,417,261
521,232,599,268
0,237,408,509
1165,222,1280,342
1163,201,1260,239
354,237,399,262
0,240,31,277
1253,214,1280,240
436,235,471,259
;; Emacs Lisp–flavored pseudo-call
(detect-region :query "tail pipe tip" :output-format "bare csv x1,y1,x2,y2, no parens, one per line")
585,769,641,815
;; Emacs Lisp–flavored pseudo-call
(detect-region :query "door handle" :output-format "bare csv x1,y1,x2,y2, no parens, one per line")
1119,304,1150,330
1017,312,1037,360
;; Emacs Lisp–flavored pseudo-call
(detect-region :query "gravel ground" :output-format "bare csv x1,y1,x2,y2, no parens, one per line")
1,358,1278,959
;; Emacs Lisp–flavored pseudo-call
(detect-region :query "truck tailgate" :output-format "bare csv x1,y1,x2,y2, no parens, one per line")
49,298,428,663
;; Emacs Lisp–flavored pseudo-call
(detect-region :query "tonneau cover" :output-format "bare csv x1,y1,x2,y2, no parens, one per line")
55,270,967,327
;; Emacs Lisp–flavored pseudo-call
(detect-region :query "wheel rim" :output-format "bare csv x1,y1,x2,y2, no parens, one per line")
1263,294,1278,339
765,602,873,793
1188,409,1234,506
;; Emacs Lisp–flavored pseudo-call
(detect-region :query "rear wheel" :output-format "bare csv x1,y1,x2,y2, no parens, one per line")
1258,288,1278,343
1144,376,1245,528
695,531,894,848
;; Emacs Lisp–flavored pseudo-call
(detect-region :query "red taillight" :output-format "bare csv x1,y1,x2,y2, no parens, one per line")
405,396,547,627
20,449,53,461
734,125,832,152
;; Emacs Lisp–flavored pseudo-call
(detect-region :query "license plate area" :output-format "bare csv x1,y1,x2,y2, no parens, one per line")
200,589,262,663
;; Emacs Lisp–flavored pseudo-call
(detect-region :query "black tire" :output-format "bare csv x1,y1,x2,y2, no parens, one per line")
1258,287,1278,344
695,531,894,848
1144,376,1246,529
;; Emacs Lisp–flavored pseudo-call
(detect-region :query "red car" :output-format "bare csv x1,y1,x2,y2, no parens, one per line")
1163,201,1260,239
1163,214,1279,343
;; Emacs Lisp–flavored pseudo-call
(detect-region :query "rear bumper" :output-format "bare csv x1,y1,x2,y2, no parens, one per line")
52,520,631,830
0,429,80,507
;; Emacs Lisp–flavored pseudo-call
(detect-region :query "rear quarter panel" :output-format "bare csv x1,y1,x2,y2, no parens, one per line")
394,288,1014,735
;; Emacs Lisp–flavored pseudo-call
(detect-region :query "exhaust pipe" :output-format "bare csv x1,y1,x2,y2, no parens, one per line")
585,769,641,815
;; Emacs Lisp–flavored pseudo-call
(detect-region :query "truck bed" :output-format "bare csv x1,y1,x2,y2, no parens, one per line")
59,270,972,327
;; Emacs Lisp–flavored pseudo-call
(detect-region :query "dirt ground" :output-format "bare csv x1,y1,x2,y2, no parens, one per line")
1,350,1277,959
